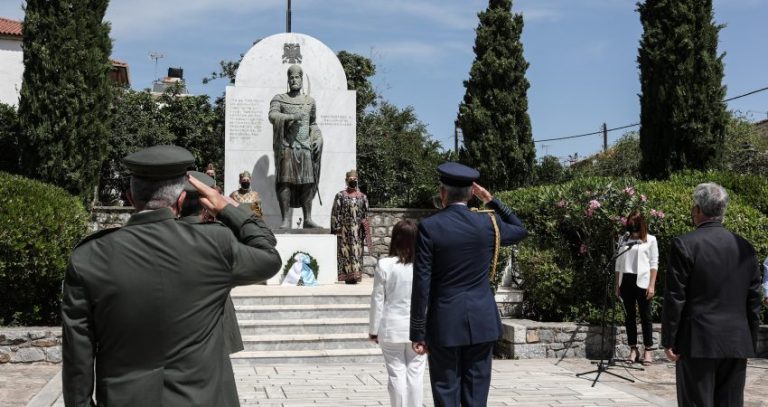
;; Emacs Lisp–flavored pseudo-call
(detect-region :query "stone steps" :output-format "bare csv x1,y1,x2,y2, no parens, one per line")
235,303,370,320
230,348,383,365
237,318,369,336
241,333,377,351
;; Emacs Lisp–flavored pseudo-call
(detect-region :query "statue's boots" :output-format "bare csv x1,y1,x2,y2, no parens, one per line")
277,187,292,229
302,204,320,229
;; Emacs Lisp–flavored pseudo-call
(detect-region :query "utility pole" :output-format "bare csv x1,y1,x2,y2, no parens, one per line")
286,0,292,32
454,120,461,156
602,122,608,152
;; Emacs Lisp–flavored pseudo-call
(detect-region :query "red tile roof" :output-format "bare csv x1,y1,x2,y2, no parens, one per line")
0,17,22,37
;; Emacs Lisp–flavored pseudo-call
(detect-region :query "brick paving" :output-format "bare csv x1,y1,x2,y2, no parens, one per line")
7,358,768,406
7,359,768,407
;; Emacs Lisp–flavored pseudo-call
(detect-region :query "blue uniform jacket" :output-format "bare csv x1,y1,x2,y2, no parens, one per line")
410,198,528,347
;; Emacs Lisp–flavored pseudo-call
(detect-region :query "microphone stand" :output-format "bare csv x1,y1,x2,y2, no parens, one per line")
576,240,643,387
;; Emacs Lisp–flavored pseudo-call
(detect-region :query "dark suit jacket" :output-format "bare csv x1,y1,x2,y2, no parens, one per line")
62,206,281,406
662,221,762,358
410,198,528,347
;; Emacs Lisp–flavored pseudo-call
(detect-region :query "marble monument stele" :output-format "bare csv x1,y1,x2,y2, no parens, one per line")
225,33,356,230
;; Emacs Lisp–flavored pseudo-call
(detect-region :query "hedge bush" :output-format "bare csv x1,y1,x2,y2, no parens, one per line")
0,172,89,325
499,172,768,323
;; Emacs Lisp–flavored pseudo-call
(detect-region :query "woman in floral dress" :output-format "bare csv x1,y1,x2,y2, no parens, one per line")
331,170,371,284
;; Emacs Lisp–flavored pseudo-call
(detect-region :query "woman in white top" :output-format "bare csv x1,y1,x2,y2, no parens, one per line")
369,220,426,407
614,210,658,366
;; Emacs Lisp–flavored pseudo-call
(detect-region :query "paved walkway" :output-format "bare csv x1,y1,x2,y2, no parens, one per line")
7,358,768,406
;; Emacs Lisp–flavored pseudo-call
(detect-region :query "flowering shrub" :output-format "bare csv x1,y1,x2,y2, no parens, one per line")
498,173,768,323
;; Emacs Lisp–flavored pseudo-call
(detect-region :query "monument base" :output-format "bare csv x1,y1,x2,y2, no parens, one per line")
268,233,338,285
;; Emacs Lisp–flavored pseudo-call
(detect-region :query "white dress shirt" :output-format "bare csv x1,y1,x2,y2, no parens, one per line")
369,256,414,343
615,234,659,289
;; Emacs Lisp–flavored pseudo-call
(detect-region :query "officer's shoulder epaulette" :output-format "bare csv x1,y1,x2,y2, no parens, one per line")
75,227,121,248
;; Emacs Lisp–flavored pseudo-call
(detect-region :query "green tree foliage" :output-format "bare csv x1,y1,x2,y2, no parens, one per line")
357,101,445,207
17,0,113,203
721,115,768,177
0,172,89,325
457,0,535,191
571,133,642,178
637,0,728,179
337,50,377,116
0,103,20,173
98,87,223,204
533,155,571,186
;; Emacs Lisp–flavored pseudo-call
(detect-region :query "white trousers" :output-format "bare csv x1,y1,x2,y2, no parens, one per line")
380,342,427,407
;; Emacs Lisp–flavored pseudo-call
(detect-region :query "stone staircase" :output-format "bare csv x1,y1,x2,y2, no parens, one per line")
229,281,524,364
229,283,382,364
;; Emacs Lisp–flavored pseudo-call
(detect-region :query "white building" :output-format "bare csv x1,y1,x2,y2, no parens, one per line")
0,16,130,108
0,17,23,107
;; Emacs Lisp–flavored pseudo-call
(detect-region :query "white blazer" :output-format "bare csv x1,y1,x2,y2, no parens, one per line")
615,234,659,289
369,256,413,343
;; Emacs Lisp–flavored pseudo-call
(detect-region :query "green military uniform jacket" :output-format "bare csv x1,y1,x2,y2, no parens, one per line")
62,205,281,406
179,214,244,355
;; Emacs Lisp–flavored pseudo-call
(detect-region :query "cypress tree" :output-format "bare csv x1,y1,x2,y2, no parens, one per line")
18,0,113,203
457,0,535,191
637,0,728,179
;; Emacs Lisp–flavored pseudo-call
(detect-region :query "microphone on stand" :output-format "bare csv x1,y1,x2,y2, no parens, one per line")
618,231,641,247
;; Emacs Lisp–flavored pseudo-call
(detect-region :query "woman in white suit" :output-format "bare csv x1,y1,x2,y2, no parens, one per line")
369,220,426,407
615,210,659,366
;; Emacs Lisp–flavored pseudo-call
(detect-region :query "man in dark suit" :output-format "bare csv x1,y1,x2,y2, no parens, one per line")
410,162,528,407
663,182,762,407
62,146,282,406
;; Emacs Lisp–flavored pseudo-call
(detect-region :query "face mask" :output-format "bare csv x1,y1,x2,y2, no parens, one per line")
348,180,358,188
240,182,250,189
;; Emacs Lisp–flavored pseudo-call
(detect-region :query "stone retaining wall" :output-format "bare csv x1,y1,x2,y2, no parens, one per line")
90,206,436,276
0,328,62,364
497,319,768,360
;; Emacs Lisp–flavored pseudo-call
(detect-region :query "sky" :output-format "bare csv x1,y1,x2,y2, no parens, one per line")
1,0,767,162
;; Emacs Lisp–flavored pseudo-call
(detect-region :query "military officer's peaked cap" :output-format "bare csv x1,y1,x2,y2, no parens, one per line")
184,171,215,194
123,145,195,179
437,162,479,187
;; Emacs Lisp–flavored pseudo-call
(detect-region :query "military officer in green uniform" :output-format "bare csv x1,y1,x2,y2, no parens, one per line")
180,171,244,356
62,145,282,406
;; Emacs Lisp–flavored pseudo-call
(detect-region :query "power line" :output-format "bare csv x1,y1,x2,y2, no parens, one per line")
534,123,638,143
532,85,768,143
725,86,768,102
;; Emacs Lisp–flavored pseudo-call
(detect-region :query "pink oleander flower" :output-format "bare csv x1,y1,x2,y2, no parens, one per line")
651,209,665,219
623,187,635,196
585,208,594,217
579,244,588,254
588,200,601,209
620,217,628,226
640,194,647,202
556,199,567,208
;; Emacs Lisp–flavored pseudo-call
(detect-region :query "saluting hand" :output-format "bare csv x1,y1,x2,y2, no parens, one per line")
188,175,236,216
472,182,493,204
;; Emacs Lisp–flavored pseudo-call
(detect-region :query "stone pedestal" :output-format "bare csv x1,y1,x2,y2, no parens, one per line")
269,233,338,285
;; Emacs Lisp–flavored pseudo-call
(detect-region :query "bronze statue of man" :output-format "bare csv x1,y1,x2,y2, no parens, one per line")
269,64,323,228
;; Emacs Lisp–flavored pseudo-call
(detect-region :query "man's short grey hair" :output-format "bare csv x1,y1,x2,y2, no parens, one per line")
130,175,185,211
693,182,729,220
440,182,472,205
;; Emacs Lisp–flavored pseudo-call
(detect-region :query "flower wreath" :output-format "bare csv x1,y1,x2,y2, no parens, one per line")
282,251,319,285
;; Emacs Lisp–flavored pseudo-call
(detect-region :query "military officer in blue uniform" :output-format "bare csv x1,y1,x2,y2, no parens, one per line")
410,162,528,407
62,146,282,406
